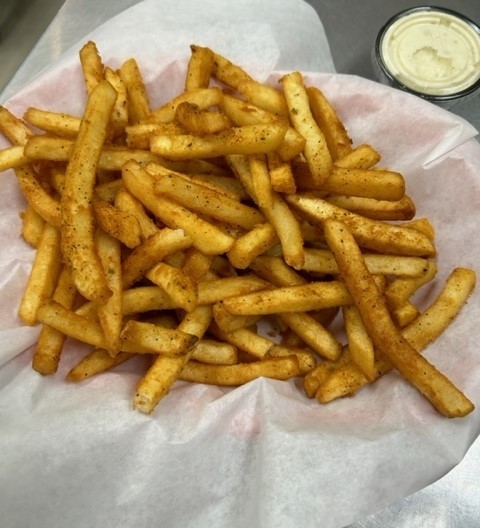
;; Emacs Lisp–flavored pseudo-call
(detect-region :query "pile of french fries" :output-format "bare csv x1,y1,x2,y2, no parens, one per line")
0,42,476,417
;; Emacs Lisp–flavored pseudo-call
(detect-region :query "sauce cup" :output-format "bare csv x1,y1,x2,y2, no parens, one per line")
372,6,480,108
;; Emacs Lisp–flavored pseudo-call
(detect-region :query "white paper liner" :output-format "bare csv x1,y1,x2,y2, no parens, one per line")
1,1,480,527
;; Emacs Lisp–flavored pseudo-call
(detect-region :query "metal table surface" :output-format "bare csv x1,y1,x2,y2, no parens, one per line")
2,1,479,527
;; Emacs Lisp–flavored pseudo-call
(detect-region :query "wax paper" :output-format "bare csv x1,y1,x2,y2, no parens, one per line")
1,1,480,527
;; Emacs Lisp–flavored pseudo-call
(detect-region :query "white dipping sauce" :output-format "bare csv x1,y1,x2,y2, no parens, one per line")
380,10,480,95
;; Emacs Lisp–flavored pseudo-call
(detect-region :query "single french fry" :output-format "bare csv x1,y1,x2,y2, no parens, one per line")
120,320,197,355
150,122,287,159
66,348,135,381
248,153,274,208
121,286,180,315
392,302,421,328
119,58,151,124
32,267,77,374
197,275,269,305
163,171,244,202
146,262,198,312
21,205,45,247
302,248,429,277
18,224,62,326
401,268,476,351
93,199,142,249
334,144,381,169
237,79,289,117
99,147,167,171
185,45,215,91
23,108,81,139
15,165,61,227
61,80,117,304
227,223,278,270
323,219,473,417
23,136,70,164
222,281,351,316
209,323,274,359
342,304,376,381
104,67,129,138
306,86,352,160
96,230,122,356
37,300,107,348
0,105,34,145
218,93,276,125
328,167,405,201
179,356,301,385
79,41,104,93
211,50,254,88
0,145,29,172
134,352,187,412
281,71,332,185
279,311,342,361
295,163,405,201
326,194,416,221
401,217,436,241
192,339,238,365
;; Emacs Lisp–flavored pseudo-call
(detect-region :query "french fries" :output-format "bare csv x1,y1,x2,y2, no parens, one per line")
1,41,476,419
323,219,473,417
315,267,476,405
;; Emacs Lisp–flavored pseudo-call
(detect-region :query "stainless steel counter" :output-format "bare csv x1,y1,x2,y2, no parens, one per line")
1,1,479,527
